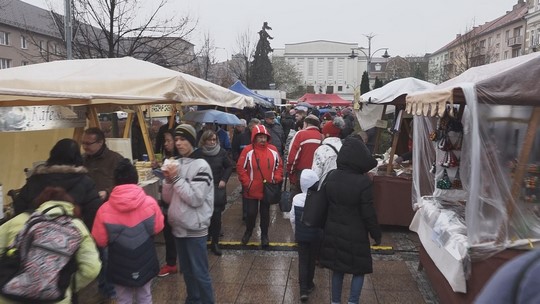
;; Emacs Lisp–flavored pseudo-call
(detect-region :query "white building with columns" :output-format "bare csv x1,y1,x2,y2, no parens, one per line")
273,40,370,101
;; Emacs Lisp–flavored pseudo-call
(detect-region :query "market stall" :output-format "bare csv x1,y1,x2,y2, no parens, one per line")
406,52,540,303
357,77,435,226
0,57,254,217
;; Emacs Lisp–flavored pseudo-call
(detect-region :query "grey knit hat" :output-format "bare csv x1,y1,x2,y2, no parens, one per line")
174,124,197,147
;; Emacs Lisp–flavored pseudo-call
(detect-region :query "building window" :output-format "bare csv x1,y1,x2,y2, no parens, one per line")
337,85,343,92
39,41,44,53
20,36,27,49
307,58,314,77
0,31,9,45
53,43,58,55
0,58,11,69
327,59,334,77
22,61,29,66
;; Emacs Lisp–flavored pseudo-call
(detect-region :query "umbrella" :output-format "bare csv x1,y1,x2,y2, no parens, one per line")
182,109,241,125
295,101,314,109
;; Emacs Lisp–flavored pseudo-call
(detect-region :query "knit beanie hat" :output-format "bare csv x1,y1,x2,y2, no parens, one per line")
175,124,197,147
322,116,345,138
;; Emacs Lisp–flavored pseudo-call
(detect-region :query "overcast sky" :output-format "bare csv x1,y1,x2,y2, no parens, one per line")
24,0,517,61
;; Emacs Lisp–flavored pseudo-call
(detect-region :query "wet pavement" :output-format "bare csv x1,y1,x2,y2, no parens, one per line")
79,172,439,303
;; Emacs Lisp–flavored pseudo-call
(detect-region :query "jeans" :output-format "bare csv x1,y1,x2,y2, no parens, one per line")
175,236,215,304
331,271,364,304
209,206,224,244
163,214,177,266
244,198,270,236
114,281,152,304
297,240,319,294
98,247,116,298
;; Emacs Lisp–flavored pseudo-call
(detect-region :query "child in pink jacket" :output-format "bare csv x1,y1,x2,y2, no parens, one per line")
92,159,164,304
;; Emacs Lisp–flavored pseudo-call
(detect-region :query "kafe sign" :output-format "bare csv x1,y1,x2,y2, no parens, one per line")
0,105,87,132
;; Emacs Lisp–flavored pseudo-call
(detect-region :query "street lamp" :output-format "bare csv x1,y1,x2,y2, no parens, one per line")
348,33,390,78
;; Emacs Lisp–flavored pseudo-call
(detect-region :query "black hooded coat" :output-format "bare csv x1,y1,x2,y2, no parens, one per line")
319,135,382,275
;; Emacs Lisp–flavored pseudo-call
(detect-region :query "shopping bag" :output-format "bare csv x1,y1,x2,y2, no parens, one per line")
263,182,281,205
279,174,292,212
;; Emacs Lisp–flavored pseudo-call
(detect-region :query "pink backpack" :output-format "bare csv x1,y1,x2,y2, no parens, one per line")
1,205,82,303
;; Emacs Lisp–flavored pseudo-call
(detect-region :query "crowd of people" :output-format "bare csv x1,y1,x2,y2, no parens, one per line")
0,104,382,304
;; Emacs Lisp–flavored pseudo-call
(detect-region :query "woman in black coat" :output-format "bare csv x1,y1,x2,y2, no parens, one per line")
194,129,233,256
320,134,382,304
13,138,102,229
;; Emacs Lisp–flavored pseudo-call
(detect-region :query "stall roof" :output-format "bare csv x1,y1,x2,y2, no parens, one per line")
361,77,435,105
406,52,540,116
229,80,275,108
297,93,352,107
0,57,254,109
357,77,435,130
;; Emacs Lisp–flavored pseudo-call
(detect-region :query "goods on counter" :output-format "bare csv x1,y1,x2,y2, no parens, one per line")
135,161,153,181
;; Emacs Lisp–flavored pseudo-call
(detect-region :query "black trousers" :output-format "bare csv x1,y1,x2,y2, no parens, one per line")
244,198,270,237
297,240,320,293
209,206,224,244
163,214,177,266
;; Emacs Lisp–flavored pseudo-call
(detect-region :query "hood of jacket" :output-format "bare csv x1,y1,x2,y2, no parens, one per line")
35,200,76,216
107,184,147,213
337,135,377,174
30,165,89,193
33,164,88,175
300,169,319,193
251,124,272,149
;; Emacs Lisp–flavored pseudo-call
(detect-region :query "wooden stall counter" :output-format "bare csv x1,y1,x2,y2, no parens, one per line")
419,245,523,304
372,174,415,226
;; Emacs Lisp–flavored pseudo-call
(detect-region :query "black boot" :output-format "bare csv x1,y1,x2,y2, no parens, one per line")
261,235,270,248
210,243,222,256
241,230,252,245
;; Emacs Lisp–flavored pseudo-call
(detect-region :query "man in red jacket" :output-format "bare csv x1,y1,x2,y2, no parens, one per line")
236,125,283,247
287,114,323,197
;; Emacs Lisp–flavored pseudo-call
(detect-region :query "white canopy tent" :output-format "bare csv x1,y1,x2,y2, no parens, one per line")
357,77,435,131
0,57,253,213
0,57,254,108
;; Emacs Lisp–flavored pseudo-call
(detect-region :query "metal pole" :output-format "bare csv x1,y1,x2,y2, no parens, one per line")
64,0,72,59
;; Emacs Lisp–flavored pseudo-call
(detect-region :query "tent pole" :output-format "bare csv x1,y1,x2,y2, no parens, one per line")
168,107,177,129
386,108,404,175
87,106,100,128
508,107,540,218
136,107,155,162
373,104,387,154
123,113,134,138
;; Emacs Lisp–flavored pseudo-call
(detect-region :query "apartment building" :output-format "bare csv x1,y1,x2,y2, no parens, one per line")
428,0,528,83
525,0,540,53
0,0,195,72
0,0,65,69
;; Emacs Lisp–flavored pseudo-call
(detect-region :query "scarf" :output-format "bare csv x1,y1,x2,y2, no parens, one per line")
202,143,220,156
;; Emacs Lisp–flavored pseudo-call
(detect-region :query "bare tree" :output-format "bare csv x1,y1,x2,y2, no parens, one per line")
48,0,198,71
271,56,302,94
229,29,256,87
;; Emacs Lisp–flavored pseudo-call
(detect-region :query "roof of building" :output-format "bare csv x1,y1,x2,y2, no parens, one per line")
0,0,61,38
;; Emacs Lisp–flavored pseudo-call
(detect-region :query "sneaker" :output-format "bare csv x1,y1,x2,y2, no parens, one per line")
300,294,309,302
158,264,178,277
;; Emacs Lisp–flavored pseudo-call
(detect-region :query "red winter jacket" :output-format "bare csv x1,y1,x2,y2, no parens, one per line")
287,126,323,184
236,125,283,200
